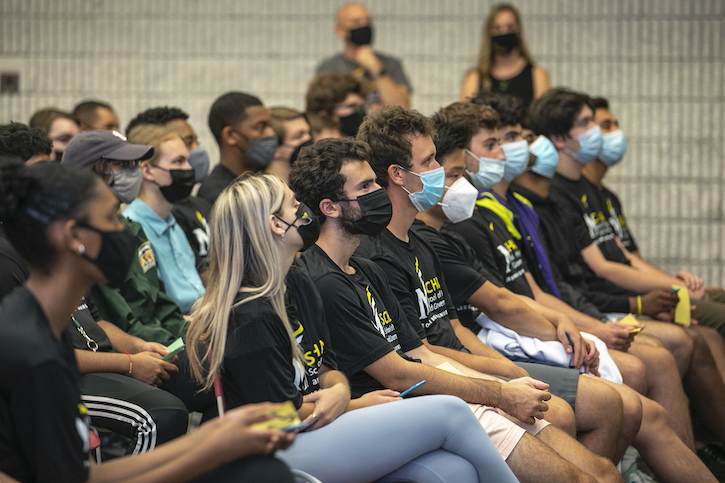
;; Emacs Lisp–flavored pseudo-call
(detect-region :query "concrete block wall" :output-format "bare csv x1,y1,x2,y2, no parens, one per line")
1,0,724,284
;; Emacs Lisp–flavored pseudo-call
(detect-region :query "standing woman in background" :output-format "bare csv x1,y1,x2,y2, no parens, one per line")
460,3,550,108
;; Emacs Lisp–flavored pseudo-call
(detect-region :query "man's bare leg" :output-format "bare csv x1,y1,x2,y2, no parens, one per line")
697,325,725,380
533,426,623,482
627,341,695,449
597,378,717,483
609,349,647,394
506,432,599,483
639,320,694,376
682,326,725,446
569,375,624,461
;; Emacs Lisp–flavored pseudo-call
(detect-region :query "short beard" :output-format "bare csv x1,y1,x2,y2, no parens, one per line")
337,201,365,238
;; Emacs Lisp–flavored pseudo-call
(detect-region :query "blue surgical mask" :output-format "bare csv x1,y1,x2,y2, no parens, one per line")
598,129,627,167
188,147,210,183
502,140,530,181
398,165,445,212
465,149,505,191
528,135,559,178
245,134,278,168
570,125,603,165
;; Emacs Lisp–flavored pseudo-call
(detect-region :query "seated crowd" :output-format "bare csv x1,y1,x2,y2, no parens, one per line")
2,3,725,483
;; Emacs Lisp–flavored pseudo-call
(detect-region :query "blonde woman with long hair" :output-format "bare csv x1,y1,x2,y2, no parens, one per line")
187,173,518,483
460,3,550,107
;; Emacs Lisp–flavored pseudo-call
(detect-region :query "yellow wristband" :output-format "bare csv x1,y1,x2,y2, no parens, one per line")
636,296,642,316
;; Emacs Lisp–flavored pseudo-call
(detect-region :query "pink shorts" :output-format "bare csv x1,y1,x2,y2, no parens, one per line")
468,403,550,460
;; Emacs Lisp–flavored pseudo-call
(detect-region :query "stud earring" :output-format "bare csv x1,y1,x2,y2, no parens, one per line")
281,232,285,240
77,244,85,255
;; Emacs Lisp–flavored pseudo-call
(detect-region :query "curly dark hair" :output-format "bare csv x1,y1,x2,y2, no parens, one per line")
356,106,436,188
289,137,372,224
528,88,593,138
0,122,53,161
125,106,189,135
0,161,99,272
306,72,365,116
470,91,525,128
430,103,499,163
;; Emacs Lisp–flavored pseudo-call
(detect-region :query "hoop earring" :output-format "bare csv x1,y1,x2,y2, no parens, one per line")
77,244,85,255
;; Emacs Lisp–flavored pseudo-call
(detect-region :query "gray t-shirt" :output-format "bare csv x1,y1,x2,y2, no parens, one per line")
316,51,412,104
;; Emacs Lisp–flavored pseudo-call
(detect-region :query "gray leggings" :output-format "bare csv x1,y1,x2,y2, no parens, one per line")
276,395,518,483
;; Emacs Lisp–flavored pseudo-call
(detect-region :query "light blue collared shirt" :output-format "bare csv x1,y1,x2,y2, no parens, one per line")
123,199,205,313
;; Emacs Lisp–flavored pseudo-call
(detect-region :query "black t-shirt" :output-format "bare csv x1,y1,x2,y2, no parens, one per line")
197,164,236,205
444,205,534,298
297,245,423,398
507,185,611,320
411,221,504,331
171,196,212,270
548,174,636,311
65,296,114,353
356,227,464,352
598,183,639,253
222,266,336,410
0,287,90,483
0,228,28,302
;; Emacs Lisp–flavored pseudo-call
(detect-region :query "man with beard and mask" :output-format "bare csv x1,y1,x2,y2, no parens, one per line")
125,106,212,270
316,2,411,109
125,125,204,314
291,133,625,483
62,130,187,342
198,91,277,204
0,122,53,165
306,72,368,138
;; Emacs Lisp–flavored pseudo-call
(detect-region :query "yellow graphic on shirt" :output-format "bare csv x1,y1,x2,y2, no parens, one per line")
137,241,156,273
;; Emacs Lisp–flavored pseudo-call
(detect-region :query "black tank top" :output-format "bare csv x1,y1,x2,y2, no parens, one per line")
483,63,534,109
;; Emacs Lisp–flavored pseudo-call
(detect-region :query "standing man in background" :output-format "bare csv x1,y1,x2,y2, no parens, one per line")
317,2,412,109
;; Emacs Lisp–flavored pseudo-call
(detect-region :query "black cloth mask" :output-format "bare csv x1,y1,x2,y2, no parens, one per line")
339,188,392,237
349,25,373,46
77,222,136,289
339,107,366,138
491,32,519,54
157,168,195,203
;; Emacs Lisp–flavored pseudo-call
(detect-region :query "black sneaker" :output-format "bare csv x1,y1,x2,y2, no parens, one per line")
697,445,725,482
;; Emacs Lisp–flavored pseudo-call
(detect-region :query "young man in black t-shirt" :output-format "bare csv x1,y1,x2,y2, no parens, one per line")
291,125,625,481
580,97,725,338
198,92,278,205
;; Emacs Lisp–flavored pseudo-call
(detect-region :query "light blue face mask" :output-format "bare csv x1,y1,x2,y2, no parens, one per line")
528,135,559,179
188,146,210,183
464,149,505,191
570,125,603,165
598,129,627,167
398,165,445,212
502,140,530,181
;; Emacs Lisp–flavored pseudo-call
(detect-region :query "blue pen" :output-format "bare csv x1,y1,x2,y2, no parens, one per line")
399,380,426,398
564,331,575,368
670,288,680,295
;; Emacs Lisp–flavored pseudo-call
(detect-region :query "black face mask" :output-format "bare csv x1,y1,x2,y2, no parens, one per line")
156,168,195,203
339,188,392,237
290,139,313,165
77,221,136,289
349,25,373,46
276,202,321,252
491,32,519,54
339,107,366,138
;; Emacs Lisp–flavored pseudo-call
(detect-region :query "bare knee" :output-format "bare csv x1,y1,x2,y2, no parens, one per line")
619,385,644,441
545,394,576,437
614,350,648,394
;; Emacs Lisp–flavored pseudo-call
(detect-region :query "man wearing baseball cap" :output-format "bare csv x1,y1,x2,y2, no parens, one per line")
62,129,188,343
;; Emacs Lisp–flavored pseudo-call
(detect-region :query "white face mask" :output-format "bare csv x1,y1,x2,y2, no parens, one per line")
440,176,479,223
